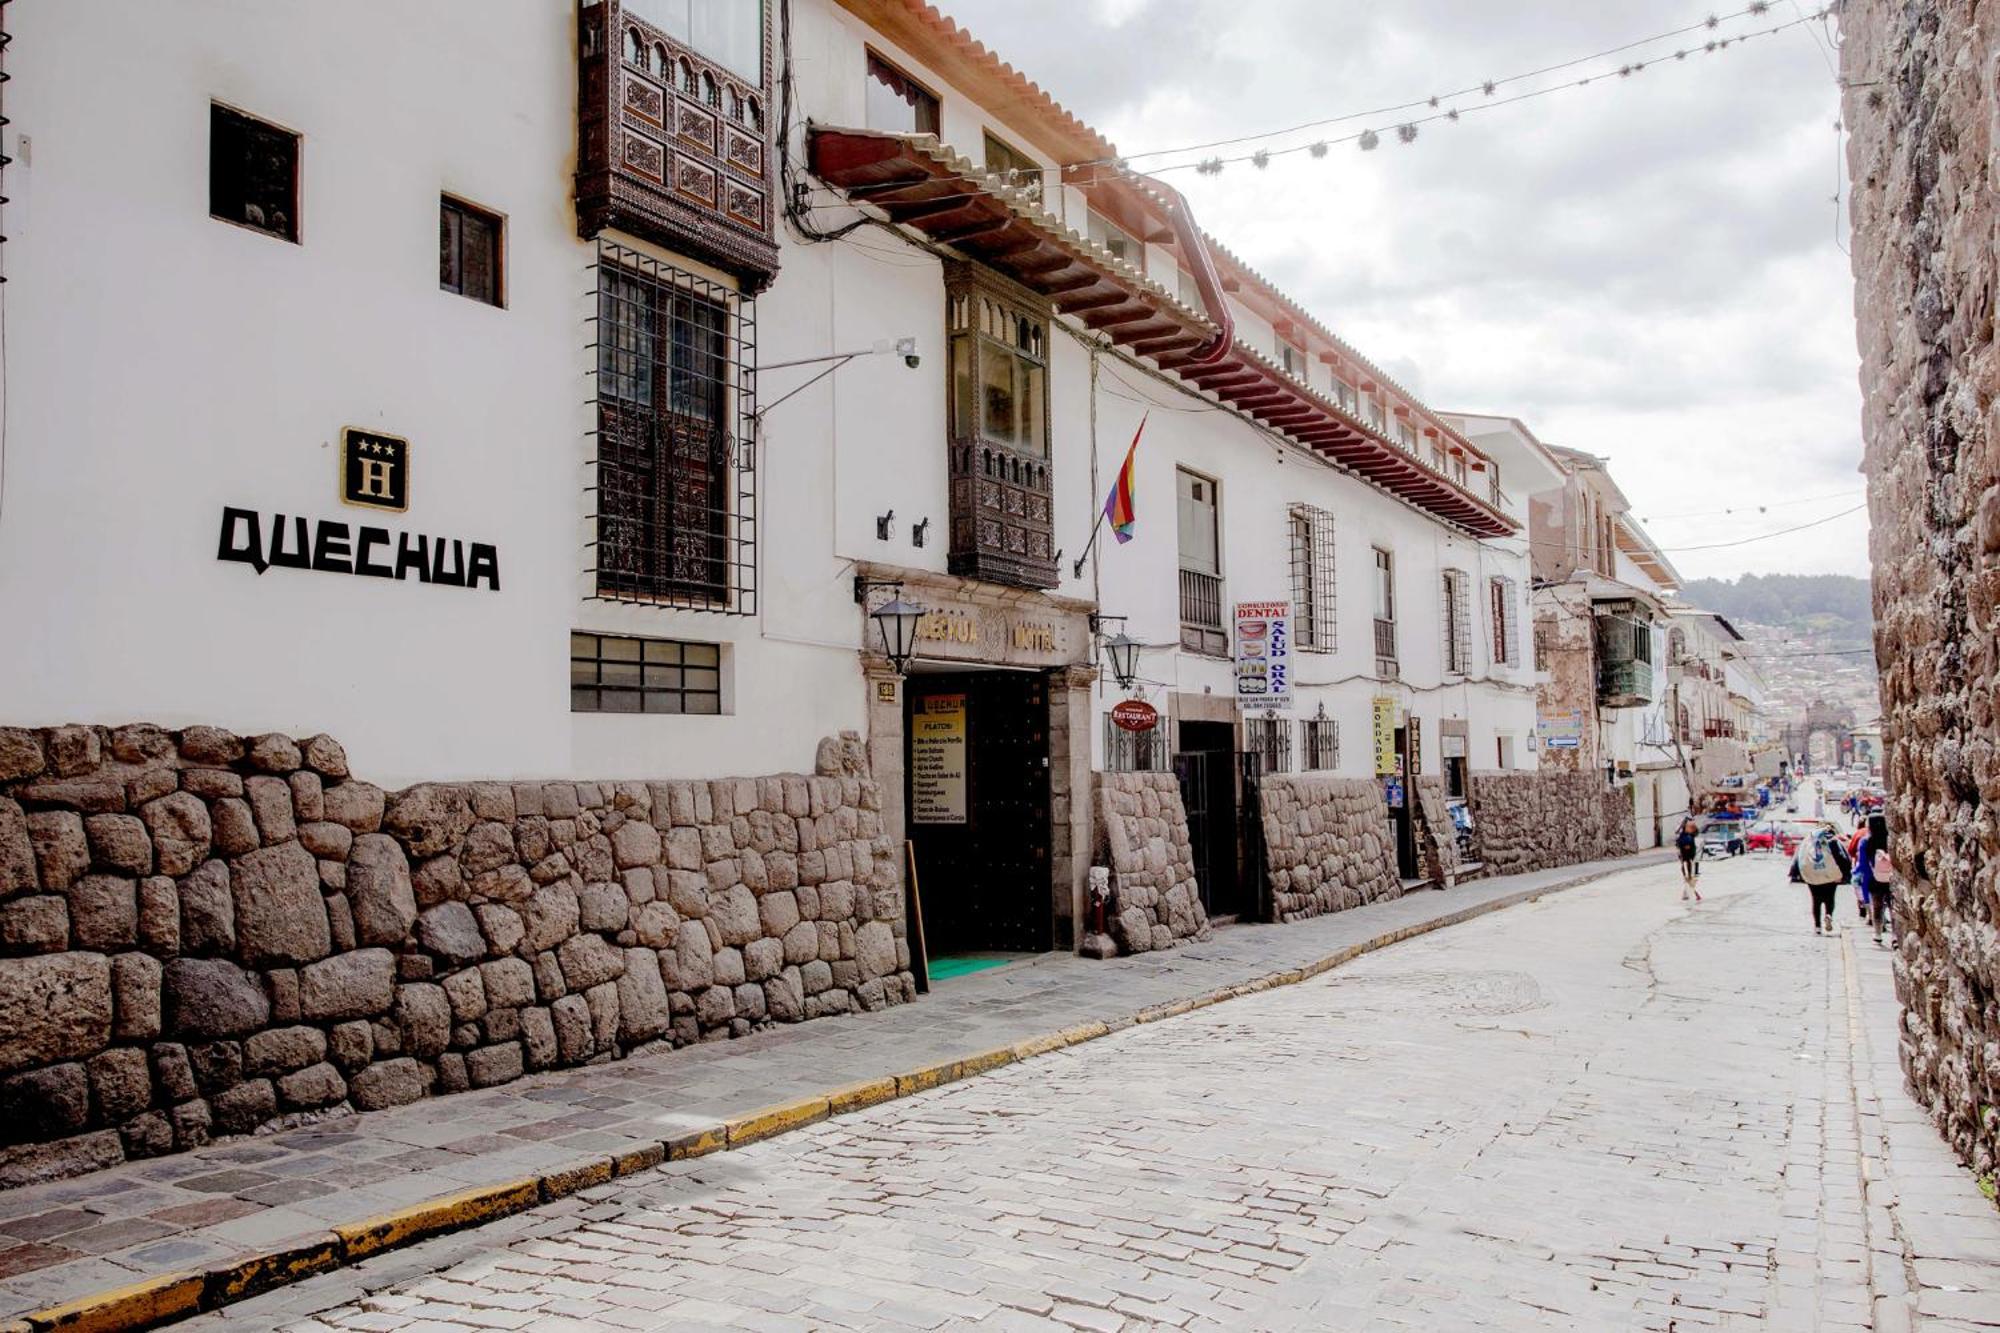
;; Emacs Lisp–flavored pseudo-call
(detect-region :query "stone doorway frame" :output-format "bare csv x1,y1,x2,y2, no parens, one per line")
858,566,1096,956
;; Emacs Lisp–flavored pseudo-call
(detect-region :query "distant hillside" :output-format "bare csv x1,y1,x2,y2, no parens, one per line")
1680,573,1874,641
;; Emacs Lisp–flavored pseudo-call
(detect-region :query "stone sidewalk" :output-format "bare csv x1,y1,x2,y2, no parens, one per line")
1843,919,2000,1331
0,853,1662,1325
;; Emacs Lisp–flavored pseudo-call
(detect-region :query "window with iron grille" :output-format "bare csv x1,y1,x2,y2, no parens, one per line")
1301,717,1339,770
1442,568,1471,675
570,632,722,714
591,242,756,613
1490,575,1520,665
1243,717,1291,774
1103,715,1171,773
210,104,299,243
1287,505,1337,652
440,197,503,307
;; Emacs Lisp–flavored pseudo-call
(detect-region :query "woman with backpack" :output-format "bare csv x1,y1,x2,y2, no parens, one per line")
1791,826,1851,935
1856,814,1897,946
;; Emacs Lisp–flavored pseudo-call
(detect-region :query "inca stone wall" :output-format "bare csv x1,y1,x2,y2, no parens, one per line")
1414,776,1463,883
1091,773,1209,954
1842,0,2000,1179
1467,772,1635,876
1258,777,1402,922
0,723,912,1186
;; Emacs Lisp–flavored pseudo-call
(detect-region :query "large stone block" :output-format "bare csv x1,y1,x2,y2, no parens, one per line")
140,793,211,877
386,784,475,858
162,958,269,1040
348,833,417,946
417,901,485,964
232,841,331,965
300,949,395,1022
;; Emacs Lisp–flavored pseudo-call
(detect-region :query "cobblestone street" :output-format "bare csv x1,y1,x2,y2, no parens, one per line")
203,855,2000,1331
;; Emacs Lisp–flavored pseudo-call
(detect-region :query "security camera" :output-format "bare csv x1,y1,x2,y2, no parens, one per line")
896,336,920,370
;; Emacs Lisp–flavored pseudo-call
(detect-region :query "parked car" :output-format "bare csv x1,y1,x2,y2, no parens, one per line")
1775,819,1841,857
1700,824,1747,857
1747,820,1779,852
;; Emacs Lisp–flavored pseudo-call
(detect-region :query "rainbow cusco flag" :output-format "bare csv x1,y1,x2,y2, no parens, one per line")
1103,414,1146,542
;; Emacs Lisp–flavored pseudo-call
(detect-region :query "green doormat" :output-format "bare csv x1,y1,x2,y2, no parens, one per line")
926,955,1018,982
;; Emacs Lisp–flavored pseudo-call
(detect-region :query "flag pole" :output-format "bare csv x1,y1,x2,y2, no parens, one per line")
1071,511,1107,581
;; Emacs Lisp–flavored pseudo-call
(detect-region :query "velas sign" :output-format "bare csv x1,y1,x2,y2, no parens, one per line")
1110,699,1159,732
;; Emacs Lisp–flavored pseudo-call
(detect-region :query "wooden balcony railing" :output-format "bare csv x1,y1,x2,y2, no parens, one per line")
1180,568,1227,656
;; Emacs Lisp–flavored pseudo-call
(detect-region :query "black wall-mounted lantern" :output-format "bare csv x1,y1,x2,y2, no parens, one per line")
856,577,926,676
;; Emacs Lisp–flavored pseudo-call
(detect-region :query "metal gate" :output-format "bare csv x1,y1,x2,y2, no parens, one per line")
1174,750,1220,914
1236,750,1269,922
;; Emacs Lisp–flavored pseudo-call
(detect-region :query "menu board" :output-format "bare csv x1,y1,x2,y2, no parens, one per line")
1232,600,1292,708
910,694,967,825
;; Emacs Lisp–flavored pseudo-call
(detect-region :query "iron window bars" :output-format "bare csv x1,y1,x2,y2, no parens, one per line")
570,632,722,714
1490,575,1519,666
1103,714,1171,773
1442,568,1471,676
1289,504,1337,652
589,240,756,614
1243,716,1291,775
1302,717,1340,771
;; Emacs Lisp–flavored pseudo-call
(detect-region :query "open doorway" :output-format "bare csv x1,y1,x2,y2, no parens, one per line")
904,670,1052,970
1175,719,1244,919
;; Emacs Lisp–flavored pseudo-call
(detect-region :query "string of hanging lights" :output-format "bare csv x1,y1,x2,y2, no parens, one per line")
802,4,1832,202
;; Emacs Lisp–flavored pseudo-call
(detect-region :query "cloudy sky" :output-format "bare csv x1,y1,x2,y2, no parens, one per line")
930,0,1867,582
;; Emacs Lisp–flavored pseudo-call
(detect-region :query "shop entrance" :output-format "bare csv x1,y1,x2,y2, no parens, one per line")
904,670,1053,959
1175,720,1245,919
1390,724,1419,879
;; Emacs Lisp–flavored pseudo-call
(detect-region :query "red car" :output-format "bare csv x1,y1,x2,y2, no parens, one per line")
1748,818,1839,856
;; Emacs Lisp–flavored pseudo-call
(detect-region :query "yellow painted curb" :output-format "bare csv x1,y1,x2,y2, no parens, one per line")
334,1178,541,1261
724,1095,830,1146
828,1076,899,1115
24,1272,202,1333
613,1142,666,1175
201,1235,342,1306
539,1157,614,1199
957,1046,1016,1078
665,1125,727,1160
895,1060,956,1095
1011,1031,1069,1060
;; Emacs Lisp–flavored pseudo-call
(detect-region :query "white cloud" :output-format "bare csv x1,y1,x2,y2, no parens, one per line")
929,0,1867,580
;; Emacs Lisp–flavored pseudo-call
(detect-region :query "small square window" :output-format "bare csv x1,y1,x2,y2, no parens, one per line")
210,104,299,242
571,632,724,714
440,197,503,307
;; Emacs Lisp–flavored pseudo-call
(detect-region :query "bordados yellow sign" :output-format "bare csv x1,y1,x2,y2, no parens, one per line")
1372,697,1398,776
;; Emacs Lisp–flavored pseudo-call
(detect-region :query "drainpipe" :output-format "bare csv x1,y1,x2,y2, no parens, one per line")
1145,179,1235,366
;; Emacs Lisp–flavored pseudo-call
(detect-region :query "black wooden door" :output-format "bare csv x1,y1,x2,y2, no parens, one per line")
1176,720,1240,917
907,672,1051,955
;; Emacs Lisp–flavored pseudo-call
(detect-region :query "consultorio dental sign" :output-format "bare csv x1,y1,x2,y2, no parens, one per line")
214,428,501,592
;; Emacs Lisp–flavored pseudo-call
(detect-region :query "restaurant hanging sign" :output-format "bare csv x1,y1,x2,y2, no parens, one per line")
910,693,968,825
1110,699,1159,732
1232,600,1292,708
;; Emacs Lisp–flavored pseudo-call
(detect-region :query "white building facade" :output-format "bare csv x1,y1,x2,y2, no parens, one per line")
2,0,1539,956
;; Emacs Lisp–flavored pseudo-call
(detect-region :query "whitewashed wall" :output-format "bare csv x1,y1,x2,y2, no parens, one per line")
0,0,1535,789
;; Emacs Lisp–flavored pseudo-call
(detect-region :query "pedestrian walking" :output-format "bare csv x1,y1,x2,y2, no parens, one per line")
1791,826,1851,935
1858,814,1897,947
1675,815,1702,903
1847,823,1869,917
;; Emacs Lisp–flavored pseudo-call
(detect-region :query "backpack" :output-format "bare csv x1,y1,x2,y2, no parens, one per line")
1799,834,1846,886
1872,849,1896,886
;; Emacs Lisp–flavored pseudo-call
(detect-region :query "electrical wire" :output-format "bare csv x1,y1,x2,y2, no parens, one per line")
1640,488,1863,521
802,7,1830,205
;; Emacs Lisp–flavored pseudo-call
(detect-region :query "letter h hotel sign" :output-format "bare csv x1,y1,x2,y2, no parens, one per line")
341,428,409,512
